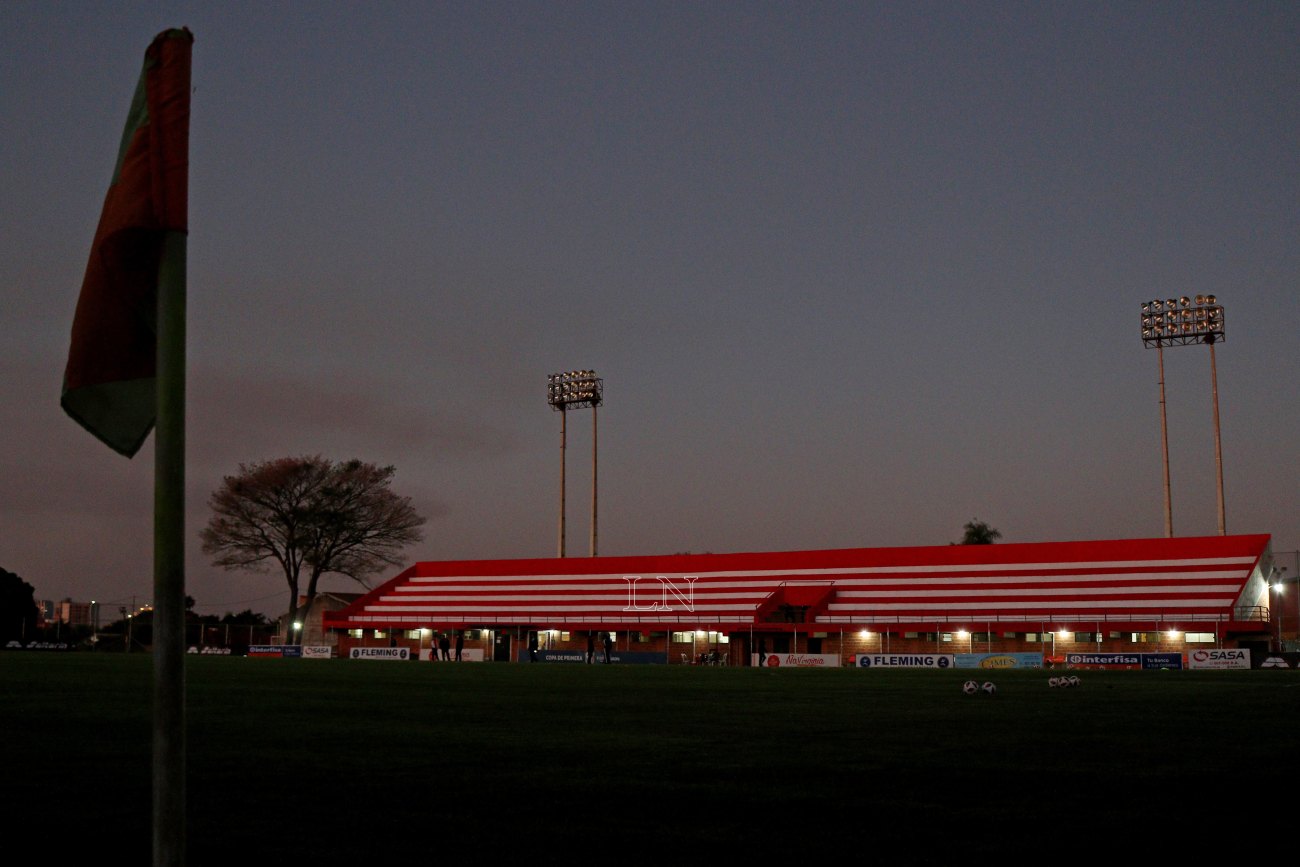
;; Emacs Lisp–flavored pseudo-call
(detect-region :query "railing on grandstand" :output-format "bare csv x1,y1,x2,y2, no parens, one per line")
343,605,1272,627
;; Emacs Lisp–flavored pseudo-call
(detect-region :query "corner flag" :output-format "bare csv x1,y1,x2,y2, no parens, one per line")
62,28,192,457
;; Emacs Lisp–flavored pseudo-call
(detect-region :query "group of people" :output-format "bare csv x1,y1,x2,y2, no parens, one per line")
430,631,463,661
585,631,613,664
696,649,725,666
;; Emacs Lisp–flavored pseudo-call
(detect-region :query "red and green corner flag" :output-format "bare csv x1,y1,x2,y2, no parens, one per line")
63,28,193,867
62,28,193,457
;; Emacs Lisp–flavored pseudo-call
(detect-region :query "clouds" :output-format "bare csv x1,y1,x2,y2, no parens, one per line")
3,3,1298,612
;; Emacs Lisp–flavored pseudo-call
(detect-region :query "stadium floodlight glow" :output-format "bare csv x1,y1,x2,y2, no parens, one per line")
548,370,604,558
547,370,604,411
1140,294,1228,537
1140,294,1224,349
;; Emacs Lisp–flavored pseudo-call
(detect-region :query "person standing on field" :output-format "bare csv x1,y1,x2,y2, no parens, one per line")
454,630,464,662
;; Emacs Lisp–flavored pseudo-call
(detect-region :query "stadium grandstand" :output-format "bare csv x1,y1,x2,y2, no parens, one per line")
324,534,1275,664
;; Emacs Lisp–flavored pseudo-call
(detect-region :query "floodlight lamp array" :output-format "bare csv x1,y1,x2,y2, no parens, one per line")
1140,295,1224,347
547,369,604,410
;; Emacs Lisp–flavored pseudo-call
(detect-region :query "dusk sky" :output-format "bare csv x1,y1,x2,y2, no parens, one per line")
3,2,1297,617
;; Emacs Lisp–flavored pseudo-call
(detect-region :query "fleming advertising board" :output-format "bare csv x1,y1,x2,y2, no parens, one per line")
349,647,410,660
856,654,955,669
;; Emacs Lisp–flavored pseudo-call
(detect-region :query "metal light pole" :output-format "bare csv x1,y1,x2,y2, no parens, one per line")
1140,295,1227,535
547,370,604,558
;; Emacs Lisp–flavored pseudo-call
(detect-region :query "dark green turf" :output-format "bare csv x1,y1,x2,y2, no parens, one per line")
3,655,1296,860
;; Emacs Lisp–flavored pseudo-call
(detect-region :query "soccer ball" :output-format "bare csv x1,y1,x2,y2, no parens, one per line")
981,681,997,695
1048,676,1061,688
1067,675,1080,687
962,680,979,695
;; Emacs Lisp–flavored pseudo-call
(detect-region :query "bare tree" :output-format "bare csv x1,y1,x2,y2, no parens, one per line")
200,456,425,642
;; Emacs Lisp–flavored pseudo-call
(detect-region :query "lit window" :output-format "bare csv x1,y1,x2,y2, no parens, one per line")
347,629,363,639
1185,632,1214,643
1024,633,1038,643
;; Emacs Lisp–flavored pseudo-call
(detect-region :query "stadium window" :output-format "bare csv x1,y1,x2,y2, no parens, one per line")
348,629,363,639
941,633,953,642
671,631,692,643
1129,632,1148,643
373,629,387,639
404,629,422,639
904,632,919,639
1076,632,1093,643
1024,633,1039,643
1186,632,1215,643
560,631,571,642
1001,632,1017,638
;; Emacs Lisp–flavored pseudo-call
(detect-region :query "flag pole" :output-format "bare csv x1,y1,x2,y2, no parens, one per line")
154,229,186,867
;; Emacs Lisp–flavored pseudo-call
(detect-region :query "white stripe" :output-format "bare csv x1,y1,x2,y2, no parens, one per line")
835,584,1240,598
403,557,1256,585
829,599,1228,611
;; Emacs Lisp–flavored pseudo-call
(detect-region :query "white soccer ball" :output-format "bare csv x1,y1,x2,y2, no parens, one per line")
1048,676,1060,688
981,681,997,695
962,680,979,695
1067,675,1080,687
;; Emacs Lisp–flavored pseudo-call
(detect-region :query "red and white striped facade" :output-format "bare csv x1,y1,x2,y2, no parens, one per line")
326,534,1274,634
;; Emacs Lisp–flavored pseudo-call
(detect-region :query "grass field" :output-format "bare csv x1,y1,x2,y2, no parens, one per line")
3,654,1296,860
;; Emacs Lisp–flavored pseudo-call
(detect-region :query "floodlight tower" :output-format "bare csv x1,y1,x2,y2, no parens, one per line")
1140,295,1227,535
547,370,604,557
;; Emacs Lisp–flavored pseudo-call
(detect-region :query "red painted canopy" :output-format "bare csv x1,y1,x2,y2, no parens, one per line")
326,534,1273,632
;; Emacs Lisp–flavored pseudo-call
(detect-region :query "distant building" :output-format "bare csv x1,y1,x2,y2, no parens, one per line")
54,598,98,628
276,592,365,648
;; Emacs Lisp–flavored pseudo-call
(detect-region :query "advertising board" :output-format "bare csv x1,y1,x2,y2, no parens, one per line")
349,647,410,660
1140,652,1183,669
856,654,954,669
1065,652,1183,670
249,645,301,658
1187,648,1250,670
520,649,665,664
955,652,1043,669
752,653,840,668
